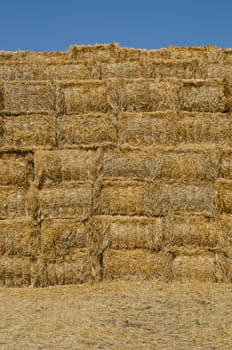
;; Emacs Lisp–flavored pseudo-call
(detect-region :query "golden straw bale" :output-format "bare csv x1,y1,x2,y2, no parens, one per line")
0,186,26,219
0,218,39,256
219,149,232,179
0,152,33,187
94,179,216,217
100,61,146,79
206,63,232,79
224,76,232,112
171,249,230,282
151,46,219,61
163,215,231,249
179,79,226,112
93,179,154,216
0,83,3,111
177,112,232,146
217,180,232,213
172,253,217,282
221,48,232,63
99,148,154,179
155,183,217,216
100,145,218,182
0,51,16,62
153,145,219,182
223,249,232,282
34,149,101,187
118,47,149,61
106,78,179,113
0,50,68,63
0,257,35,287
58,81,110,114
119,111,232,147
0,62,43,80
69,43,120,62
45,249,90,285
42,63,98,80
39,182,92,220
41,219,90,257
57,113,117,148
118,112,178,146
214,252,232,282
0,114,56,151
89,216,163,253
103,249,173,282
147,59,200,79
4,82,56,114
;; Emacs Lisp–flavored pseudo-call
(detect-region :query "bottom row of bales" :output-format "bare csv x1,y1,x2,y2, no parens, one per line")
0,215,232,287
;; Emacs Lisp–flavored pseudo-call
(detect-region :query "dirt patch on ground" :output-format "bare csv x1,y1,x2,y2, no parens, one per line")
1,281,232,349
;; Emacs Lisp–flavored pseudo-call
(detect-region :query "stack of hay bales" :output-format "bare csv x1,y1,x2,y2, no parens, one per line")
0,44,232,286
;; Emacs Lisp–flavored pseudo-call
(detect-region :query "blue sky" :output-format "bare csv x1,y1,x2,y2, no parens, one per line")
0,0,231,51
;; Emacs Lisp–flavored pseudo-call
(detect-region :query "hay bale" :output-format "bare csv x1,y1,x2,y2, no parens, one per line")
0,62,42,80
153,145,219,182
206,63,232,79
0,257,35,287
41,219,90,257
177,112,232,146
0,114,56,150
99,148,154,179
4,82,56,114
0,187,26,219
151,46,218,61
0,152,34,187
58,81,110,114
45,249,91,285
69,43,120,62
118,111,178,146
89,215,163,253
164,215,231,249
100,61,146,79
57,113,117,148
214,252,232,282
99,145,219,182
94,179,216,217
219,150,232,179
0,83,3,111
94,179,154,216
217,180,232,213
156,183,217,216
103,249,173,282
171,249,230,282
34,149,100,187
179,79,226,112
107,78,179,113
222,48,232,63
147,59,200,79
0,218,39,256
172,252,217,282
117,47,149,61
42,63,97,80
0,50,68,64
39,182,92,220
118,111,232,147
224,76,232,112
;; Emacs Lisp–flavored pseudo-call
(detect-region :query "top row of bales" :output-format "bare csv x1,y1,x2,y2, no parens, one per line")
0,44,231,63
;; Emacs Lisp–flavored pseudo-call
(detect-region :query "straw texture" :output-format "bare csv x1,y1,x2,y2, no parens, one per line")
0,44,232,286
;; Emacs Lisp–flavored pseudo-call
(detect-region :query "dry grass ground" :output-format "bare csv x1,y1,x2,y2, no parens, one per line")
0,281,232,349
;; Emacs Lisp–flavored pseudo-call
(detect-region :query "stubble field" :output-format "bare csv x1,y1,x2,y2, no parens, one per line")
1,281,232,349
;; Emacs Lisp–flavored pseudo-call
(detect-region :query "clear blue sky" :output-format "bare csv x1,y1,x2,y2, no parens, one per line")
0,0,231,51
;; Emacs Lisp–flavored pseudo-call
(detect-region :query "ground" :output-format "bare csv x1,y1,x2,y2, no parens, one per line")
0,281,232,349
